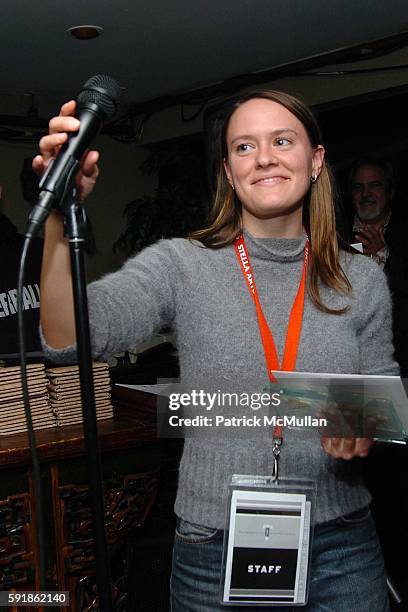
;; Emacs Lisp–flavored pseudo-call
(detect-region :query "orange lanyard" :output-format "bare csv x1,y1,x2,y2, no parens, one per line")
234,234,309,470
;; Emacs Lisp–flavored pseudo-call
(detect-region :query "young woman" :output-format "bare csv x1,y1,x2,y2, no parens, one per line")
36,90,396,611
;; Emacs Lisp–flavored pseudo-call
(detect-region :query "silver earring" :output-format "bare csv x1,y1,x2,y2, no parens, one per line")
231,183,235,190
310,174,317,183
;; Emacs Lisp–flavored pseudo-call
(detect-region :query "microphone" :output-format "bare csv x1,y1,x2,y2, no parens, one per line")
26,74,121,237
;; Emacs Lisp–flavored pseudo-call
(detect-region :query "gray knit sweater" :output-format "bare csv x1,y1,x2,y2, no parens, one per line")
42,232,398,527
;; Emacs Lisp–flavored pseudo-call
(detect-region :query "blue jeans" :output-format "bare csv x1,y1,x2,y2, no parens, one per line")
170,507,390,611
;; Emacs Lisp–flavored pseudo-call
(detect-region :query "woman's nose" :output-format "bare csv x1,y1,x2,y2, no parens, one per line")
255,144,278,167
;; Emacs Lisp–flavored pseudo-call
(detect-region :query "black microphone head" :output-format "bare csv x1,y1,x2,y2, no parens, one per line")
77,74,121,120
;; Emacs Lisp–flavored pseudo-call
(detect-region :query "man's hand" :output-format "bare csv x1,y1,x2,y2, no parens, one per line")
32,100,99,202
355,224,386,256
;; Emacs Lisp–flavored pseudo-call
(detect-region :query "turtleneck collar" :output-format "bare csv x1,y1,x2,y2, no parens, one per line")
243,228,307,262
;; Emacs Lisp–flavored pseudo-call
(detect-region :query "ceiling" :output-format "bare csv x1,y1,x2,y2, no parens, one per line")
1,0,408,114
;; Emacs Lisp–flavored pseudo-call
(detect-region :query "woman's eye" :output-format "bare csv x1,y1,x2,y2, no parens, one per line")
237,143,253,152
276,137,290,146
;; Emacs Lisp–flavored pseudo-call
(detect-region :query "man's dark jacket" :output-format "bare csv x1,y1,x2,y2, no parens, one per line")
345,209,408,375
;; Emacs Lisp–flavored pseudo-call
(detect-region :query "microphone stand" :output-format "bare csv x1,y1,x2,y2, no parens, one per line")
61,191,113,611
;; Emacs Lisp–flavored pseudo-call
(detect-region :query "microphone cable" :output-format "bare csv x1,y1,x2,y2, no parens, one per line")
18,234,46,589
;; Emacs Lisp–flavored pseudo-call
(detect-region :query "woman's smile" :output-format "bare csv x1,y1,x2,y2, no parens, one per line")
252,175,289,186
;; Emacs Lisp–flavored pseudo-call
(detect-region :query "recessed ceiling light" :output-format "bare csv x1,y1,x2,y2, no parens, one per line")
67,25,104,40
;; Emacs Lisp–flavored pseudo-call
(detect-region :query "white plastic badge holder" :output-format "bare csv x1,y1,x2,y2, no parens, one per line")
221,476,316,607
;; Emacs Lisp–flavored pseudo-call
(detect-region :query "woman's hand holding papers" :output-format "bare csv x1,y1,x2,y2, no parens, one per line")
320,436,374,459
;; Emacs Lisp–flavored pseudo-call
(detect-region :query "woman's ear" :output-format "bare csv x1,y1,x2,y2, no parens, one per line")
223,157,234,189
312,145,325,178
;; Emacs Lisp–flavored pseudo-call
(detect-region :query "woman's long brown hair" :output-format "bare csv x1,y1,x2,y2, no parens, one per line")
191,89,351,314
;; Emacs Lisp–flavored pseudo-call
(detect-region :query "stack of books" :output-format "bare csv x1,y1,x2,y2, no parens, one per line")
0,363,52,434
46,362,114,426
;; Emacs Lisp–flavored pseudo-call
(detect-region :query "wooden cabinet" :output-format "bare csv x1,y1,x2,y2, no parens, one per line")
0,398,161,610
